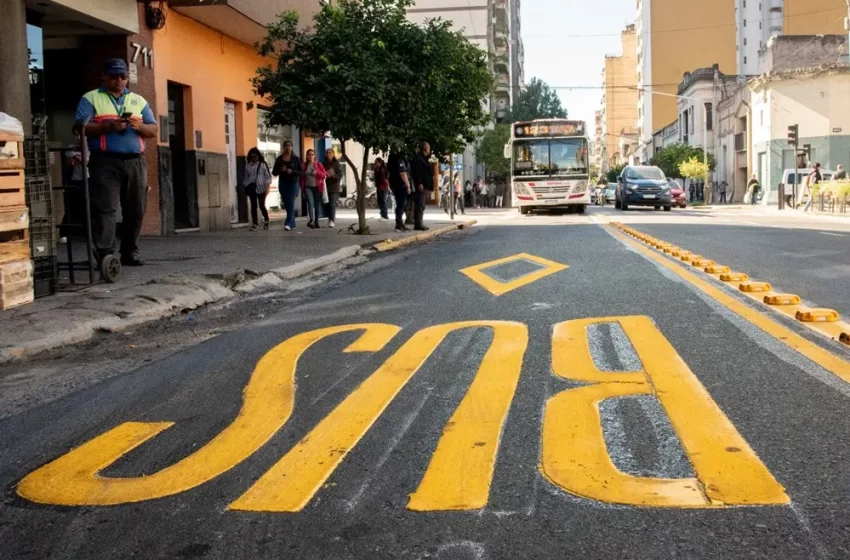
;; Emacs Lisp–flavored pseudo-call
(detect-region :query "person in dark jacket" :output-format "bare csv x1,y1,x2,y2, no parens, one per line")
388,152,412,232
410,142,434,231
272,140,302,231
324,148,343,228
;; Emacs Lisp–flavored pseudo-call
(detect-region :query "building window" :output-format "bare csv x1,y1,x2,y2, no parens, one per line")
744,38,747,46
743,0,746,6
689,107,695,133
743,19,747,27
744,56,748,64
705,103,714,131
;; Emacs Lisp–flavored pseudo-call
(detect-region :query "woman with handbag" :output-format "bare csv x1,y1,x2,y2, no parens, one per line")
300,149,327,229
244,148,272,231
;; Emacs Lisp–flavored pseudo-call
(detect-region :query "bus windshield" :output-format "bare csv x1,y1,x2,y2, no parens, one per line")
514,138,588,177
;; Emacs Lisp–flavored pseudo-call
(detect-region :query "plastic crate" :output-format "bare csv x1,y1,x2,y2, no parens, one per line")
29,217,56,258
24,136,49,177
25,175,51,205
33,256,57,298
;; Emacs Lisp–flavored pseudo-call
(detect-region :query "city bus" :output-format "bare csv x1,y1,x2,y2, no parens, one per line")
505,119,591,214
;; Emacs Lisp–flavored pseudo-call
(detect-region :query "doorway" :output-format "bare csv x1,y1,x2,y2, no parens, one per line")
224,101,238,223
168,83,194,229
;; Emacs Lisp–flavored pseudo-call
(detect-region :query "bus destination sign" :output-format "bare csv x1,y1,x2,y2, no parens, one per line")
514,121,585,138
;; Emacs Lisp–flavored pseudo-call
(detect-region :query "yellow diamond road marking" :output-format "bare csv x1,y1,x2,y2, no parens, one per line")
460,253,569,296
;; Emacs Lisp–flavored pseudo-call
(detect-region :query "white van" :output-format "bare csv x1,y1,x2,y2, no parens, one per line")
762,168,833,205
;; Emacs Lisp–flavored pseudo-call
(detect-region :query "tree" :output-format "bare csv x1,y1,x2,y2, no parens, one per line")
679,157,709,182
475,124,511,178
508,78,567,122
650,143,715,179
606,164,626,183
255,0,492,233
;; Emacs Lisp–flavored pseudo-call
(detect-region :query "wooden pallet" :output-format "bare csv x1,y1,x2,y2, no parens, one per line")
0,206,29,234
0,131,25,171
0,259,33,287
0,278,34,310
0,168,25,207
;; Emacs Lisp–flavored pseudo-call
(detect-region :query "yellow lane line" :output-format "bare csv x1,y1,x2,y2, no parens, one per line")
606,225,850,385
612,224,850,347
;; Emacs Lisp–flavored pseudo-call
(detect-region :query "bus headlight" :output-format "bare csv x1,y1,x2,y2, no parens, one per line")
572,181,587,193
514,184,530,195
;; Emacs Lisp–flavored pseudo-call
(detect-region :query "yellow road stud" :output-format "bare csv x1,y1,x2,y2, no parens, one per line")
680,253,698,262
795,308,840,323
720,272,749,282
739,281,772,293
705,265,730,274
691,259,715,267
763,294,801,306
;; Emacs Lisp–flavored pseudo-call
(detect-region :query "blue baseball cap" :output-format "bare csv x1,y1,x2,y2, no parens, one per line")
104,59,128,76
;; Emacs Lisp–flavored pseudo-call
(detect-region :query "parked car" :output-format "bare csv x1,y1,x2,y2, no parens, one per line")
616,166,673,211
669,181,687,208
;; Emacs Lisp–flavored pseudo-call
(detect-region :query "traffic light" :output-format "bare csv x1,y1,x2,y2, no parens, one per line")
787,124,799,146
802,143,812,159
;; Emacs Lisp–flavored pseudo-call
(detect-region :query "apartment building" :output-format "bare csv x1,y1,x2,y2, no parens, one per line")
601,25,639,168
737,0,848,75
635,0,737,162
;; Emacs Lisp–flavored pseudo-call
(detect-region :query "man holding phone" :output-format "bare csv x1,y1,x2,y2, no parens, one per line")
75,59,158,267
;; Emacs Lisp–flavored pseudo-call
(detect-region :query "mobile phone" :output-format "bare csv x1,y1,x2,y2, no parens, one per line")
121,112,132,120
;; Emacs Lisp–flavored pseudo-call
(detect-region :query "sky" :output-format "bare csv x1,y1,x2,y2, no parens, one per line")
521,0,636,141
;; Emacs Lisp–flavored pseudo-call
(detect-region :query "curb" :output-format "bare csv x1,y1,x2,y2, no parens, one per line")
0,225,473,365
373,220,477,252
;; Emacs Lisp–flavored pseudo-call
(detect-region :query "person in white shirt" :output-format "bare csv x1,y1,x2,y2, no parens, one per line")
243,148,272,231
478,181,488,208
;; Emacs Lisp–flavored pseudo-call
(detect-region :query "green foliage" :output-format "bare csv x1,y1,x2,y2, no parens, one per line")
650,143,716,179
255,0,492,231
507,78,567,122
679,157,709,181
606,164,626,183
475,124,511,178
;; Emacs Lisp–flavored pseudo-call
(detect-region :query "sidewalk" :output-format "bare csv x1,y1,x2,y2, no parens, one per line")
0,209,472,363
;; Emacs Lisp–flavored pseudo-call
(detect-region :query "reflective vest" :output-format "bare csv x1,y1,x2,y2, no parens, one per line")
81,88,149,154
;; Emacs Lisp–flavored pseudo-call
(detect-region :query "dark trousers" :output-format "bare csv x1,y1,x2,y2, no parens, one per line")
414,189,427,227
453,192,465,214
305,187,321,223
719,192,727,204
327,192,339,222
247,189,269,225
378,189,390,218
392,188,408,226
89,153,147,258
282,183,299,228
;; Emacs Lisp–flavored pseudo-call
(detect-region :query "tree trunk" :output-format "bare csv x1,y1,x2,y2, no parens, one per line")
341,142,370,234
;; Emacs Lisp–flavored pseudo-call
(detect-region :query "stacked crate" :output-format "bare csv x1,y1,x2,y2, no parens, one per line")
0,131,34,309
24,134,57,298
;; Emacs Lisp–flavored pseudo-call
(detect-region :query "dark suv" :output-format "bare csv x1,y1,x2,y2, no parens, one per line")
615,165,673,211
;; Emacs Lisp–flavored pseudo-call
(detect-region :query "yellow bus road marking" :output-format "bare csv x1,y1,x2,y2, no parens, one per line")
607,225,850,385
459,253,568,296
543,316,788,508
16,325,401,506
230,322,528,513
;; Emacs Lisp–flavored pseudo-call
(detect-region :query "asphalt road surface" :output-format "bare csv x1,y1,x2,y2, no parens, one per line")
2,207,850,559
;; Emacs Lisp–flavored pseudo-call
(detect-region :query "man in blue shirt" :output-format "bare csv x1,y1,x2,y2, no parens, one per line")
75,59,158,266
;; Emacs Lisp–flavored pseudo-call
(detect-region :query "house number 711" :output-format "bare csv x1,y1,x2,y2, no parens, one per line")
131,42,153,68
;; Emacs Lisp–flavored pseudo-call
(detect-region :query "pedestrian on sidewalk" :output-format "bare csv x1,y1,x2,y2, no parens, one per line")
747,173,760,206
324,149,342,228
374,157,391,220
488,178,497,208
464,179,472,207
473,176,482,208
244,148,272,231
411,142,434,231
803,163,822,212
495,180,505,208
273,140,302,231
75,58,158,267
478,180,488,208
388,151,412,232
834,165,847,180
717,181,728,204
301,149,327,229
453,173,465,215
